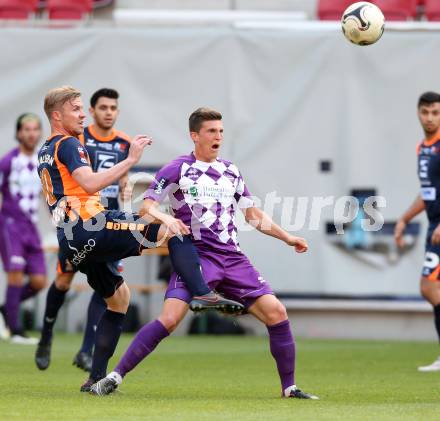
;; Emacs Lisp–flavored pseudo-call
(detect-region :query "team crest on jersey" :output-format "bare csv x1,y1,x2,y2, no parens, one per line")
185,167,201,180
114,142,127,152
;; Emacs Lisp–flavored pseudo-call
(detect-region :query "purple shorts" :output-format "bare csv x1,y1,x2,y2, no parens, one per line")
166,248,273,308
0,217,46,275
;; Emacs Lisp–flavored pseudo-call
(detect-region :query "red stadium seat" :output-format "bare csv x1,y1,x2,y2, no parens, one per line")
317,0,354,20
47,0,92,19
373,0,418,21
425,0,440,21
0,0,38,19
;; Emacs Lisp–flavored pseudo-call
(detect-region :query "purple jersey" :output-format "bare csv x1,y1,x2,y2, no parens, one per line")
0,147,41,224
145,153,254,252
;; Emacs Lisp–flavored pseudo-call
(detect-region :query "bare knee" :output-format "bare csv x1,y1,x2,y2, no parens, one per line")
265,302,288,326
7,272,24,287
105,283,130,314
29,275,47,291
158,313,180,333
420,282,429,300
157,298,188,333
420,279,440,306
55,273,74,291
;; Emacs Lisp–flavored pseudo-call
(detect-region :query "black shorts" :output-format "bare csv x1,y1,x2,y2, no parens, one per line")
57,210,160,298
422,222,440,282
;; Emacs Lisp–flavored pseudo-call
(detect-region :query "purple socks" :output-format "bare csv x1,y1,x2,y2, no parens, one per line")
115,319,169,377
5,285,22,333
267,319,296,392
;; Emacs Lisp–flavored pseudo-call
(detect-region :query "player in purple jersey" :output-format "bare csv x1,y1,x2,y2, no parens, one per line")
35,89,130,372
91,107,318,400
0,114,47,344
395,92,440,372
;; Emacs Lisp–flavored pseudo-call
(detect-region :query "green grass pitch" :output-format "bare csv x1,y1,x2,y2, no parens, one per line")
1,334,440,420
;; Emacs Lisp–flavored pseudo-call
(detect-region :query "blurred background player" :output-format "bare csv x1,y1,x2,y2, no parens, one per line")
36,88,131,372
395,91,440,372
0,114,47,344
91,107,318,399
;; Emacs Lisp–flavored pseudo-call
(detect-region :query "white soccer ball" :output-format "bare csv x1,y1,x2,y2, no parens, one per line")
341,2,385,46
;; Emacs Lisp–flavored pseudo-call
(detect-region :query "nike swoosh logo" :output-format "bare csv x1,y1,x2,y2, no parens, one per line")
193,296,220,303
45,317,55,323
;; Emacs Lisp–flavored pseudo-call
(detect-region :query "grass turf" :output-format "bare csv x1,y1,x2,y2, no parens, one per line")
0,334,440,420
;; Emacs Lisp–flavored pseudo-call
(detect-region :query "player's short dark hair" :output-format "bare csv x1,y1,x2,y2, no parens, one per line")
90,88,119,108
418,92,440,108
16,113,41,135
189,107,222,133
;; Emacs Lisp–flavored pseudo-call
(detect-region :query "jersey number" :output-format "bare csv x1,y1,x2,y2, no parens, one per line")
419,158,429,179
40,168,57,206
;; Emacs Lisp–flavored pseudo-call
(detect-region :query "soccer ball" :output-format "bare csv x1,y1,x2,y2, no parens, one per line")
341,2,385,46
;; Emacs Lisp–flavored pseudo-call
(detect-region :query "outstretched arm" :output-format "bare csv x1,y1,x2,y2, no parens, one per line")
72,135,151,194
243,206,308,253
394,194,425,248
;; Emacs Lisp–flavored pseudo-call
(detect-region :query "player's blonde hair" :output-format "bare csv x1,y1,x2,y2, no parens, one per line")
44,86,81,120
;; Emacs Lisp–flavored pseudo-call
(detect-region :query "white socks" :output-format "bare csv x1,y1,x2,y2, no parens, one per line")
107,371,123,385
283,385,297,397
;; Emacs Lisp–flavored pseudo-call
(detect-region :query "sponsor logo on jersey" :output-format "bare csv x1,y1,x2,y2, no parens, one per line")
96,152,117,172
154,177,167,194
78,147,88,164
183,185,234,199
101,185,119,198
189,186,198,197
85,138,96,147
98,143,114,151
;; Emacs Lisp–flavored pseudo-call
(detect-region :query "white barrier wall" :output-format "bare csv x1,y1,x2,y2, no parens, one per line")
0,25,435,296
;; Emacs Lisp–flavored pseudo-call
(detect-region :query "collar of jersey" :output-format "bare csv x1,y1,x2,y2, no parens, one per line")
191,151,219,166
88,125,116,142
423,129,440,147
47,134,68,142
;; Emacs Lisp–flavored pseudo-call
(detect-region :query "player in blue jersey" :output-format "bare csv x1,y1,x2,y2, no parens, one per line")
35,88,132,372
36,86,243,391
395,92,440,371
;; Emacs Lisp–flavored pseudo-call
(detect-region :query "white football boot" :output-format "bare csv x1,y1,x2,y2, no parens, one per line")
418,357,440,372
